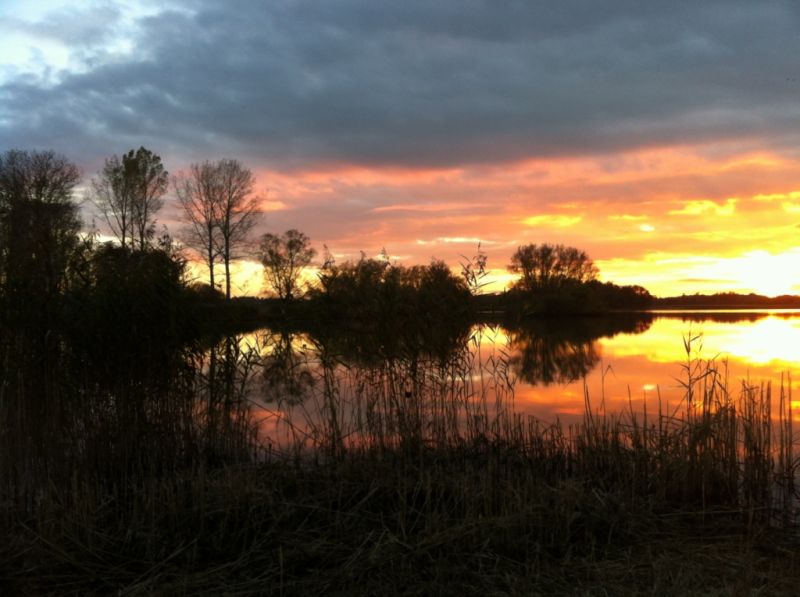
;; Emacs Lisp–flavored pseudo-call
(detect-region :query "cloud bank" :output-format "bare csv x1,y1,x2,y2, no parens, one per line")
4,1,800,169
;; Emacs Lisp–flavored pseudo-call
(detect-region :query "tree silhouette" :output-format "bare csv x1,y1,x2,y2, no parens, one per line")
90,155,134,248
174,161,224,291
126,147,168,250
509,243,597,291
259,229,317,299
174,159,259,299
0,149,81,317
213,160,259,299
90,147,167,250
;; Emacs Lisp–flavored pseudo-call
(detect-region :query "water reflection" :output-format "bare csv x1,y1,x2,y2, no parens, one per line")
604,312,800,367
248,313,658,421
244,310,800,434
652,310,800,324
506,315,652,385
309,316,473,367
536,311,800,421
261,331,316,405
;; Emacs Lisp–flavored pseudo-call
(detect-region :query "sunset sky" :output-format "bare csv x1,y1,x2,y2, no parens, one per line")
4,1,800,296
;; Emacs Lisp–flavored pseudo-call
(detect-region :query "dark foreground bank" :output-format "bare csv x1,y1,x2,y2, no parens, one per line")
4,343,800,595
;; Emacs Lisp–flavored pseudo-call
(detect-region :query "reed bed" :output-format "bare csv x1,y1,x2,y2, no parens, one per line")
264,329,798,522
3,330,800,595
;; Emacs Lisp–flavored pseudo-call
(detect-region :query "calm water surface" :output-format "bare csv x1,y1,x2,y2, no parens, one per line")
508,311,800,421
248,310,800,444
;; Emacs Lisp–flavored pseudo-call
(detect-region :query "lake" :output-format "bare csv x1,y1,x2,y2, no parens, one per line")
247,310,800,450
508,310,800,422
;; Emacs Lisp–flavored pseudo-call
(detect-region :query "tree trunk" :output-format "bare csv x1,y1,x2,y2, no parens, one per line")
208,245,215,291
224,238,231,300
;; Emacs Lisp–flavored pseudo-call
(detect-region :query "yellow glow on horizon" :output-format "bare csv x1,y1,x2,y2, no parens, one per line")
598,247,800,297
185,259,265,296
690,250,800,297
476,269,517,294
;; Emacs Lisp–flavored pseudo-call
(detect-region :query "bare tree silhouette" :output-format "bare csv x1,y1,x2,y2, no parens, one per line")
259,229,317,299
90,147,167,250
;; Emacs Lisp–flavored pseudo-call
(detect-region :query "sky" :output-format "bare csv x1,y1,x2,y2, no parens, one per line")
4,0,800,296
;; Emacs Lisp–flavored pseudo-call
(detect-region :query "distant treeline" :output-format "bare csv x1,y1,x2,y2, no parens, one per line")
217,243,656,332
654,292,800,309
473,280,654,318
221,267,655,330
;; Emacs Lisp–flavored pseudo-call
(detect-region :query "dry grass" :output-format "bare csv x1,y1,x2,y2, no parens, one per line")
2,330,800,595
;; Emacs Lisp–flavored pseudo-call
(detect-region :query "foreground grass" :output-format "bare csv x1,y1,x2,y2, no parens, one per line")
3,333,800,595
3,451,800,596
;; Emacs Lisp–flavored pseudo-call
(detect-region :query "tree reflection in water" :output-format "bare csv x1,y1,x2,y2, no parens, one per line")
508,330,600,385
506,315,653,386
257,318,472,405
260,331,316,406
254,314,655,406
246,313,656,454
253,316,485,454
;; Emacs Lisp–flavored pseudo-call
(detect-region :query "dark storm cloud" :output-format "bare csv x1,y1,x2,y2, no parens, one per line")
4,0,800,168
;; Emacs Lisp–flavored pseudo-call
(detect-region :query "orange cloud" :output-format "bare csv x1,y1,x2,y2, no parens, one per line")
668,198,737,216
521,214,583,228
